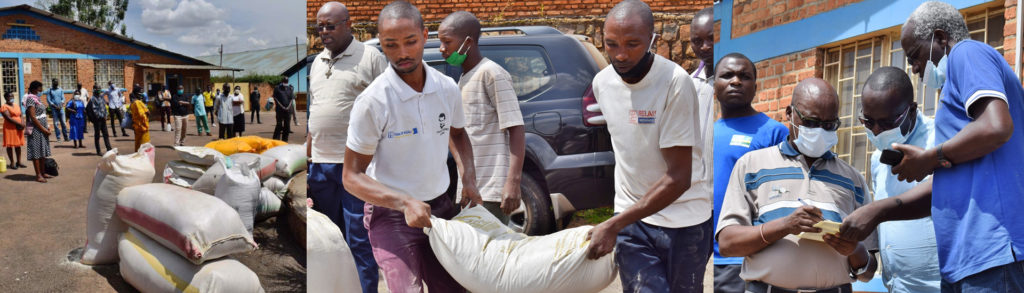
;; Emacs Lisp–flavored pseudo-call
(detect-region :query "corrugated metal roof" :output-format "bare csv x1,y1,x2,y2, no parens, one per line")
196,43,308,77
135,63,241,70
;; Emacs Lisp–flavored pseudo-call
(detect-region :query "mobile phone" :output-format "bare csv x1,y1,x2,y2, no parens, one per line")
880,149,904,166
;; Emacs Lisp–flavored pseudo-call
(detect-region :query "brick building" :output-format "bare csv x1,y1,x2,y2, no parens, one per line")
0,4,234,107
715,0,1021,182
305,0,714,71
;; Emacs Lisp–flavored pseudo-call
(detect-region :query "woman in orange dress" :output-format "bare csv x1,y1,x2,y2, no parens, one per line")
1,91,26,170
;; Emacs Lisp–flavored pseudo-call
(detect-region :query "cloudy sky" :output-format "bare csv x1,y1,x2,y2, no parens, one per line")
6,0,306,57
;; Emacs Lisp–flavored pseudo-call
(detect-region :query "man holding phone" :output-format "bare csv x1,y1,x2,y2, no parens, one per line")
860,67,940,292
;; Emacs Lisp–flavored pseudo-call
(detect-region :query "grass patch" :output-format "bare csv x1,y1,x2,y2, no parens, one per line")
575,207,614,225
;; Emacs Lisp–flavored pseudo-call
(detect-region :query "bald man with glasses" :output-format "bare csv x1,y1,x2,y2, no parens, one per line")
307,2,388,292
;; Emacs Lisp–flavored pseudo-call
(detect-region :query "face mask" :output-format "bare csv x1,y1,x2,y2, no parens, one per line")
614,34,658,80
866,108,915,150
445,36,471,66
921,33,948,89
793,125,838,158
178,90,184,95
234,90,240,95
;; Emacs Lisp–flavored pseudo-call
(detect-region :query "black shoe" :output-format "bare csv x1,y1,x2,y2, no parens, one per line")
8,164,16,170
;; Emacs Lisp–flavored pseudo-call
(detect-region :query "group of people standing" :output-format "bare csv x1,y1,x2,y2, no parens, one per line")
2,79,137,182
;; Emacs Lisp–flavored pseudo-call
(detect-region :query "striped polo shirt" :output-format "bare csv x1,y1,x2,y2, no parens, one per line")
716,141,877,289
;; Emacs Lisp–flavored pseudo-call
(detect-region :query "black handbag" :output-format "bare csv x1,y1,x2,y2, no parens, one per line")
44,158,59,177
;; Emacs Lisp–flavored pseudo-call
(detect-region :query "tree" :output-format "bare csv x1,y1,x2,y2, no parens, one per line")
37,0,129,36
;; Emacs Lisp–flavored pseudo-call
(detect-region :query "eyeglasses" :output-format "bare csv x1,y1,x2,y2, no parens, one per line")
791,106,841,131
314,19,348,32
859,104,911,130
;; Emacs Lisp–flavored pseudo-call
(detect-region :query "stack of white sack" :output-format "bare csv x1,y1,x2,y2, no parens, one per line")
81,144,156,265
115,183,263,292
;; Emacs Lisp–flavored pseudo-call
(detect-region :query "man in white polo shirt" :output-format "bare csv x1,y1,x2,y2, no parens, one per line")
342,2,482,292
584,1,713,292
307,2,388,292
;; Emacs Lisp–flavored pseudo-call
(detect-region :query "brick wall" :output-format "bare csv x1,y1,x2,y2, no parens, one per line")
1003,0,1020,69
731,0,862,38
306,1,713,71
307,0,710,24
0,11,207,101
751,48,822,123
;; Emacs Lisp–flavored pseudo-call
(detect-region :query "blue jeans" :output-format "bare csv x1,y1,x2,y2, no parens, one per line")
308,162,379,293
615,216,714,293
50,107,68,141
941,261,1024,293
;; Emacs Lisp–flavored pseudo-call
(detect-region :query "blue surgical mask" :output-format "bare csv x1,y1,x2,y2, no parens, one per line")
922,33,948,89
793,125,838,158
178,90,184,95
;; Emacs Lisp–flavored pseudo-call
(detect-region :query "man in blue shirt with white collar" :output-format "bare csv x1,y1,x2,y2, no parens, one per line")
43,78,68,142
860,67,940,292
841,2,1024,291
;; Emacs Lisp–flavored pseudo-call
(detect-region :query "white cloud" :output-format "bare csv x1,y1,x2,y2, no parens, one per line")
141,0,224,35
177,20,239,46
247,37,268,48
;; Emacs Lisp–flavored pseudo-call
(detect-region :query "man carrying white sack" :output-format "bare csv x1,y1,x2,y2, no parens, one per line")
341,2,482,292
583,1,713,292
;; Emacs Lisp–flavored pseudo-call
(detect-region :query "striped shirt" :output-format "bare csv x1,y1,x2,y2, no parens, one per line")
716,141,877,289
457,58,524,202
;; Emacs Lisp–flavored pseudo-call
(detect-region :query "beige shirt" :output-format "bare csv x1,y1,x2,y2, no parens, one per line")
309,41,387,163
716,143,877,289
592,54,713,228
693,64,715,207
458,58,525,202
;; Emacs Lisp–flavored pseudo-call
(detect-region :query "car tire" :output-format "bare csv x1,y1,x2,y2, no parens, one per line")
514,174,554,235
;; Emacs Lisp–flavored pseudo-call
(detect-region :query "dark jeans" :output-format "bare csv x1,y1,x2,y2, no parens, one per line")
941,261,1024,293
715,264,745,293
250,105,260,123
109,108,127,136
616,217,714,293
91,119,111,153
160,106,171,129
218,123,234,139
308,163,379,293
205,107,214,124
364,194,462,293
273,109,291,141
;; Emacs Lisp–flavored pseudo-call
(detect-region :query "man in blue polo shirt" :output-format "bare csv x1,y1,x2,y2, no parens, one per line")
711,52,788,293
841,2,1024,291
43,78,69,142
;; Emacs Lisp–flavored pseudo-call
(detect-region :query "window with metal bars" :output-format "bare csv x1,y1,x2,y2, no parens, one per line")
1,60,18,102
94,60,125,88
821,5,1005,188
41,59,77,89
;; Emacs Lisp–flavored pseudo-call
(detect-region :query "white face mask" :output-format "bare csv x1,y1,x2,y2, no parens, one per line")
234,90,240,95
793,125,838,158
921,33,948,90
865,108,915,150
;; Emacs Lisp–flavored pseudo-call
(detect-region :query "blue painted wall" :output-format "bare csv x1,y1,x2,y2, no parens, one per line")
287,64,309,93
715,0,993,64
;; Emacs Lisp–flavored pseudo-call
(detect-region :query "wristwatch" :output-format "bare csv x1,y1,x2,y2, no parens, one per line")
849,254,872,279
937,143,953,168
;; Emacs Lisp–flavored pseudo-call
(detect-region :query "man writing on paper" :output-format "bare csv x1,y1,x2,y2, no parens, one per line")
717,78,877,293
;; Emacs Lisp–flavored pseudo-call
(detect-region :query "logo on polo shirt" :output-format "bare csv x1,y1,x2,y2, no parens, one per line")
730,134,753,148
437,113,449,135
628,109,656,124
387,128,418,139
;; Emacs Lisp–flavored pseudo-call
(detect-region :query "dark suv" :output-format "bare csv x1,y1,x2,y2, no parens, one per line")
368,26,614,235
